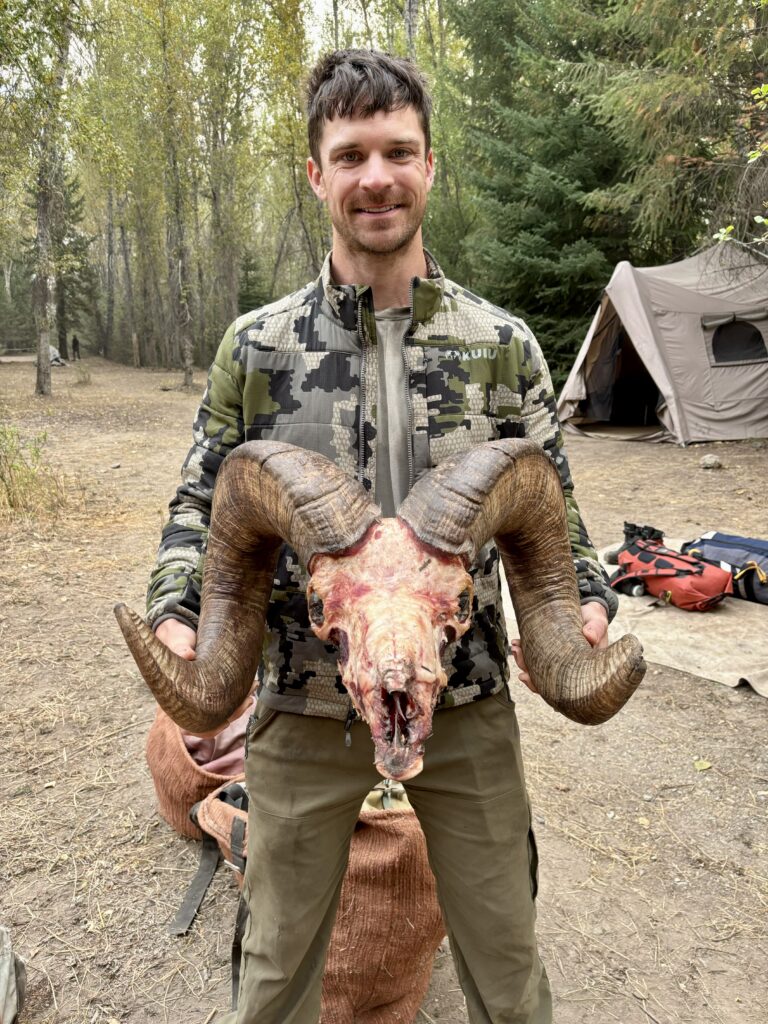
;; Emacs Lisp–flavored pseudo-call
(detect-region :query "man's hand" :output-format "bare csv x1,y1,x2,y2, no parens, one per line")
154,618,254,738
511,601,609,694
155,618,197,661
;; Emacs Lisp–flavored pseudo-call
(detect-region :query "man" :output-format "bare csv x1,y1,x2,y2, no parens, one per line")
71,334,81,360
148,49,618,1024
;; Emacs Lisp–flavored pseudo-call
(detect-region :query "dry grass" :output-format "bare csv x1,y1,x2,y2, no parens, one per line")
0,425,76,519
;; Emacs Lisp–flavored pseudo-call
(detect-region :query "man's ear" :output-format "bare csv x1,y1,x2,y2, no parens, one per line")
425,149,435,193
307,157,326,201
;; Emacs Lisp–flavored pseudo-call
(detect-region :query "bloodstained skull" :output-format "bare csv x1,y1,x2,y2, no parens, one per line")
308,519,473,781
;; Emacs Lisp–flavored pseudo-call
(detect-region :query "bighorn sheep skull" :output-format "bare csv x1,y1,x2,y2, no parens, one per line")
307,520,473,779
115,439,646,781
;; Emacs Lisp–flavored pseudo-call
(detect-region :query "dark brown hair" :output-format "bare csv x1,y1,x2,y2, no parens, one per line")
306,49,432,164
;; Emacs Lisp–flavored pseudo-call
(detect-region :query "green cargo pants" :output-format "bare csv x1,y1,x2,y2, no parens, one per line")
216,689,552,1024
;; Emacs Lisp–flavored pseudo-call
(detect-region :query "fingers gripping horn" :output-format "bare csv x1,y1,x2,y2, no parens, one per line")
115,441,380,734
397,439,646,724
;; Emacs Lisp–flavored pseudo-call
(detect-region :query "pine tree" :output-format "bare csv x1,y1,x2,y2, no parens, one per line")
566,0,767,253
52,173,95,359
447,0,642,384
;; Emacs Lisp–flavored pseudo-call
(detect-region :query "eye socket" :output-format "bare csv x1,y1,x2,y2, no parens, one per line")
328,628,349,665
456,588,471,623
308,592,325,626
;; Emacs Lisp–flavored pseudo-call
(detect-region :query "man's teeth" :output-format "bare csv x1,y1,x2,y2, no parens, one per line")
360,205,398,213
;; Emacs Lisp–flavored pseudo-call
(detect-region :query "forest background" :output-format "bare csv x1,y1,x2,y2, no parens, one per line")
1,0,766,396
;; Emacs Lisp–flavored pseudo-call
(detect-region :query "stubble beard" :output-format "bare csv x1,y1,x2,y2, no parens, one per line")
334,197,424,258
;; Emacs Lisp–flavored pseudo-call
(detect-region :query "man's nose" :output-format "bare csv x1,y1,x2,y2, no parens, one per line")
359,152,395,192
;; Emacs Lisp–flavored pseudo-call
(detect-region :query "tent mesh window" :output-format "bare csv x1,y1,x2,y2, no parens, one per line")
702,312,768,366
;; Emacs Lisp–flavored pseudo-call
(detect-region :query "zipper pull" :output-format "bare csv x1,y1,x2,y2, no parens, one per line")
344,707,358,747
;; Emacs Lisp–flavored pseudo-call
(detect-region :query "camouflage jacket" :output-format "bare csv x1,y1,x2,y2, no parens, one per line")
147,252,618,721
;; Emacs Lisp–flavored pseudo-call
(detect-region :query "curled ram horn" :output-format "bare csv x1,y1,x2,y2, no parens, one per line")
115,441,380,735
397,438,646,725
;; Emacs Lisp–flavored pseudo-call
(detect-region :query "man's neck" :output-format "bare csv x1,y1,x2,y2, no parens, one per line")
330,237,428,310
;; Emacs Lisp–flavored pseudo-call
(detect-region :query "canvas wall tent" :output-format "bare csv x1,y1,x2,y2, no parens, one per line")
557,245,768,444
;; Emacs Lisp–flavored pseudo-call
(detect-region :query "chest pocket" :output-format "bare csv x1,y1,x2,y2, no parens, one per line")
418,344,514,465
242,349,360,476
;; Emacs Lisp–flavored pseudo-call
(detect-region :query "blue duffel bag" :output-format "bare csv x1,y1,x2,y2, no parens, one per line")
681,532,768,605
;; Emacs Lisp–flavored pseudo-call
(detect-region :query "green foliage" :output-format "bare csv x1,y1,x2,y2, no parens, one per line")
0,425,66,517
51,172,96,347
445,0,643,382
239,250,272,314
0,258,36,352
565,0,767,251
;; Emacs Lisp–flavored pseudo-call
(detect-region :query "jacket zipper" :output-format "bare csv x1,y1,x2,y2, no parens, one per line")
357,294,368,483
402,278,416,492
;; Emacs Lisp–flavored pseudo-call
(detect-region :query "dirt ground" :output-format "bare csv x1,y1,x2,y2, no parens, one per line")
1,358,766,1024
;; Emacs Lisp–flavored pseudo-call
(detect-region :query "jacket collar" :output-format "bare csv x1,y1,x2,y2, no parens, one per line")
317,249,446,329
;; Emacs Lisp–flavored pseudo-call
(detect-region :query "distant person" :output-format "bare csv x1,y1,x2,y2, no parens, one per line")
49,345,66,367
71,334,81,360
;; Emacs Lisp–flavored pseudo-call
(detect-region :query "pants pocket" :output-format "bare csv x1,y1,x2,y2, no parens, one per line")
491,686,516,710
244,704,279,758
527,800,540,901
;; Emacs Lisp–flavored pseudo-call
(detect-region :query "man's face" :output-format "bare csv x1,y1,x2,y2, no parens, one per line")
307,106,434,259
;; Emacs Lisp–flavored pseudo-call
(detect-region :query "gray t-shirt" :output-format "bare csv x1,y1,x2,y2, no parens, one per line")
374,306,411,517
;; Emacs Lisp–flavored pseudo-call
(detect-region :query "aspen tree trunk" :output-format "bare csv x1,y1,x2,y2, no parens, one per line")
134,206,164,366
192,182,208,360
119,221,140,367
211,181,239,332
104,188,115,358
291,155,322,275
436,0,446,63
160,4,194,387
34,24,70,395
405,0,418,59
34,153,55,396
56,271,69,359
166,168,195,386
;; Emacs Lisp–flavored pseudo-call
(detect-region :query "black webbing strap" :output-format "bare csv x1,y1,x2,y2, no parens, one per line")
167,833,221,936
231,893,250,1009
229,816,247,873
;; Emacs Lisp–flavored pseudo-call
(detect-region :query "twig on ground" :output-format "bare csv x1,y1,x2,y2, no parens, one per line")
631,992,663,1023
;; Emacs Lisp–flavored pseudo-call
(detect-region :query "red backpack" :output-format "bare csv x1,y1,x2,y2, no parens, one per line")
610,539,733,611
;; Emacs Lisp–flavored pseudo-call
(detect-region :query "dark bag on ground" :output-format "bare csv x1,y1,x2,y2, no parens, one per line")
610,538,734,611
681,532,768,605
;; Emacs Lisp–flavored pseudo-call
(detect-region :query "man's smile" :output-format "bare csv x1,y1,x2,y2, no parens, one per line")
356,203,403,215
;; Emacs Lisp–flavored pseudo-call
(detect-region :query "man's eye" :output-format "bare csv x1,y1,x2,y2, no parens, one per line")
340,152,360,162
390,149,412,159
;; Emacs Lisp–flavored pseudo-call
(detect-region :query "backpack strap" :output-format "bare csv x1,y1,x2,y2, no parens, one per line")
167,780,250,936
167,830,222,936
734,561,767,585
228,816,247,874
231,894,250,1010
